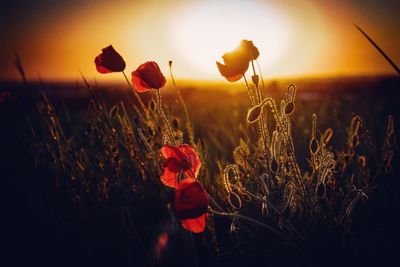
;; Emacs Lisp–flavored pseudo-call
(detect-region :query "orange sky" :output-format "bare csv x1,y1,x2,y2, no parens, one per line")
1,0,399,82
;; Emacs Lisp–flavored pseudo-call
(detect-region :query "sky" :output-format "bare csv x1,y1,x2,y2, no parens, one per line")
0,0,399,81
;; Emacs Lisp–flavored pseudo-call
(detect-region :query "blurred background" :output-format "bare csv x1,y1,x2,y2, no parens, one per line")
1,0,400,82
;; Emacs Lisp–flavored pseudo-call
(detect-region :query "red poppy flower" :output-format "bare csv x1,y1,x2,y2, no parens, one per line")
95,45,126,73
174,179,209,233
131,61,166,92
216,39,259,82
160,144,201,188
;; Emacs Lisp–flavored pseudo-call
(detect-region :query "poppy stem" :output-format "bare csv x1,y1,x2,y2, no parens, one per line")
122,71,150,120
156,89,176,145
251,60,270,156
169,61,195,147
255,60,265,91
245,72,269,160
243,75,255,106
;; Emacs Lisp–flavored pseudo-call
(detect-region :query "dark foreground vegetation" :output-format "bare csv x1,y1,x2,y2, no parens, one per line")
1,76,399,266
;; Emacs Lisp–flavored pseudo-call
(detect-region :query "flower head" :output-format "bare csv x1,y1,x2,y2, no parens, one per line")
160,144,201,188
238,39,259,61
216,39,259,82
94,45,126,73
174,179,209,233
131,61,166,92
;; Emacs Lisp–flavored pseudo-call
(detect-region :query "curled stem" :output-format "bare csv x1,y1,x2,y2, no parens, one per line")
265,98,305,196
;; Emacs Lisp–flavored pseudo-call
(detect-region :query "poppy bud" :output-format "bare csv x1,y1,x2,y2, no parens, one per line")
310,139,319,154
251,75,259,86
247,104,262,123
284,102,295,115
322,128,333,145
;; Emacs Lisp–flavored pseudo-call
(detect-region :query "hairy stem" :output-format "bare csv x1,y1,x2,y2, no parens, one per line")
156,89,176,145
122,71,149,120
169,63,195,147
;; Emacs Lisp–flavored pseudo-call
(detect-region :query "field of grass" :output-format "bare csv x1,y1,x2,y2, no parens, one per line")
1,75,399,266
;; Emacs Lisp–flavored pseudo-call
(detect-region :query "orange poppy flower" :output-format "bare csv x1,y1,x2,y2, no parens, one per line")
216,39,259,82
238,39,259,61
94,45,126,73
174,179,209,233
131,61,166,92
160,144,201,188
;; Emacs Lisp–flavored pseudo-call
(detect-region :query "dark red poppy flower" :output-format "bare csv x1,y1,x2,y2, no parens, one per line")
160,144,201,188
174,179,209,233
216,39,259,82
95,45,126,73
131,61,166,92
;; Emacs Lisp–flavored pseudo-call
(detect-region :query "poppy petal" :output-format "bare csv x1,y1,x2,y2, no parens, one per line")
160,158,180,188
216,62,244,82
239,40,260,60
95,55,112,73
181,214,207,233
174,179,208,219
137,61,166,89
161,145,186,162
132,72,152,92
226,74,244,82
177,144,201,178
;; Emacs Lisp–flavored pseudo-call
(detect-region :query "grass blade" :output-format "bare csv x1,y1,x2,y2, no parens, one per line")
354,24,400,76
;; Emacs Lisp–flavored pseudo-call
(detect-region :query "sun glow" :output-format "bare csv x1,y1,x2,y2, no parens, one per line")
167,0,293,80
7,0,387,81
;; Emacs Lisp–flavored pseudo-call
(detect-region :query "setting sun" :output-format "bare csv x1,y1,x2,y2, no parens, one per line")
166,0,292,79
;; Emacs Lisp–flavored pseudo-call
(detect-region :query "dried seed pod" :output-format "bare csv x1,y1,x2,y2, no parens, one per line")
247,104,262,123
322,128,333,145
284,102,295,115
271,130,281,159
286,84,297,103
310,139,319,154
